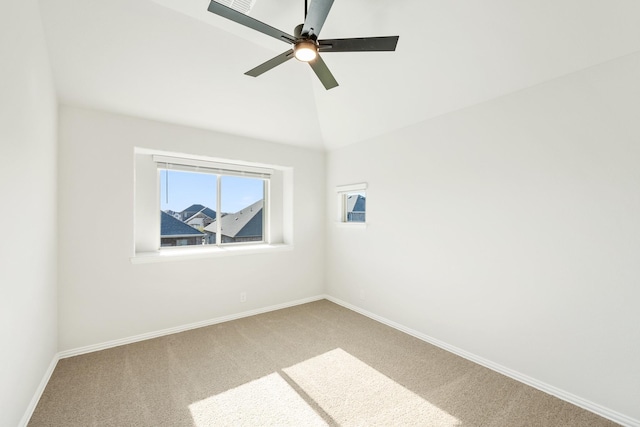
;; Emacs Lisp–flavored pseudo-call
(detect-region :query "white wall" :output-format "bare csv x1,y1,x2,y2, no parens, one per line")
58,106,325,351
0,1,58,426
327,52,640,422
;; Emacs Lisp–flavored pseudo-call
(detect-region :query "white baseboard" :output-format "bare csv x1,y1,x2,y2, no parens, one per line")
24,295,639,427
58,295,326,359
19,354,59,427
324,295,639,427
23,295,324,425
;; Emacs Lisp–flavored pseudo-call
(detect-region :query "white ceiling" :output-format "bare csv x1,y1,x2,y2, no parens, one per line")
39,0,640,151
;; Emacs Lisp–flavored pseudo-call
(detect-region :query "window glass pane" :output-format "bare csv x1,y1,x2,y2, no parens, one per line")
159,170,217,247
219,176,265,244
345,192,366,223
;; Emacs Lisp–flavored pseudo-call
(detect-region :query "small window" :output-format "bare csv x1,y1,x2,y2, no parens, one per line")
336,183,367,225
156,155,270,248
344,192,366,223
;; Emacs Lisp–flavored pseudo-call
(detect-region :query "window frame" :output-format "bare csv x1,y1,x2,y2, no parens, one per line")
336,183,367,227
133,148,293,264
155,155,271,250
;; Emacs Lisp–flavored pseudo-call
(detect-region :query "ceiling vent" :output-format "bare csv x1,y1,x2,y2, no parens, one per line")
215,0,257,14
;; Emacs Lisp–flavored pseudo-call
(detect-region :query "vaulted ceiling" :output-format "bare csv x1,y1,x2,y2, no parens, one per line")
39,0,640,150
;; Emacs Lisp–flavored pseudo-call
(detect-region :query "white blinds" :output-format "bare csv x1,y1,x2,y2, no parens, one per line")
153,155,273,179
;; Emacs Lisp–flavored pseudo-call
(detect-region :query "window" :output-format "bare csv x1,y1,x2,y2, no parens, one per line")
156,155,271,248
133,148,292,261
336,183,367,224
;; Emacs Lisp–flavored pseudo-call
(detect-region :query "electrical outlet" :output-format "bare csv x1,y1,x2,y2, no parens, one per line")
240,292,247,303
359,288,365,300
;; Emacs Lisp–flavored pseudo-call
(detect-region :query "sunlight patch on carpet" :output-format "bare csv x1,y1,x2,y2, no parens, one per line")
283,348,461,426
189,372,328,427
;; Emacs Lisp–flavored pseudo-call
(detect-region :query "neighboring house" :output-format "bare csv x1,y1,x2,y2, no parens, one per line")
160,211,205,247
184,207,217,231
164,209,182,220
204,199,263,243
180,204,216,222
346,194,366,222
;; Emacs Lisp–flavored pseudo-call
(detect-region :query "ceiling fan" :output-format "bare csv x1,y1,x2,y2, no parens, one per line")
207,0,399,90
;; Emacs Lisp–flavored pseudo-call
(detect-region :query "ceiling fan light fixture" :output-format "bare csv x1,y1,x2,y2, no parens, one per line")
293,40,317,62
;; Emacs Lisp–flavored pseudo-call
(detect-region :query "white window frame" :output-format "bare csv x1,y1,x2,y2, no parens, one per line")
336,183,367,228
154,155,271,249
132,148,293,264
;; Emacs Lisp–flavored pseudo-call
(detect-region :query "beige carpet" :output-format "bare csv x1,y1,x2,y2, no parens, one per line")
29,300,618,426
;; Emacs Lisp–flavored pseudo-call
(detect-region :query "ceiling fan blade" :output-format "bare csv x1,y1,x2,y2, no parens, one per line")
207,1,296,44
245,50,295,77
309,54,338,90
319,36,399,52
301,0,334,38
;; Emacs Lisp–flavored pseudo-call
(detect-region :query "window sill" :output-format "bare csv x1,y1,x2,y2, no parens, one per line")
131,243,292,264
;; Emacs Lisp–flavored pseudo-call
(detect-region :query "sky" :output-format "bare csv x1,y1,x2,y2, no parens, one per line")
160,170,264,213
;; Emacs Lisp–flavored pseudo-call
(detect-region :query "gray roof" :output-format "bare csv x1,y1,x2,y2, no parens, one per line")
182,204,216,221
161,211,205,237
182,204,205,213
204,199,263,238
186,207,217,222
346,194,366,213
